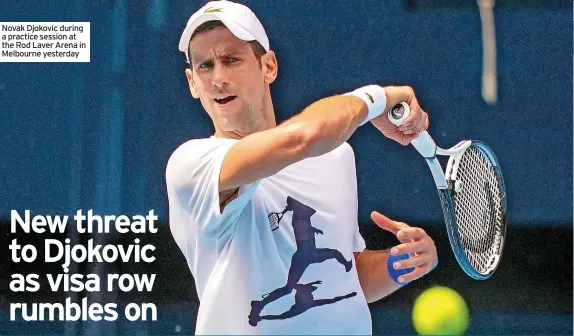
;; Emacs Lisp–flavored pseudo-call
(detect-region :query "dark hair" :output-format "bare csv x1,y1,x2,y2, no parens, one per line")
188,20,267,65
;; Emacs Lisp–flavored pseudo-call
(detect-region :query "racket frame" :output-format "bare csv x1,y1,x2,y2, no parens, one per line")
422,141,497,279
442,140,507,279
388,103,507,279
269,207,288,231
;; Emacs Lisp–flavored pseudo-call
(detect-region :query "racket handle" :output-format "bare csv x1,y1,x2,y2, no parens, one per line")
388,102,437,158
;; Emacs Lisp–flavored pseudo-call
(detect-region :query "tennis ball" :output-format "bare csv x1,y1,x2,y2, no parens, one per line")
412,286,469,335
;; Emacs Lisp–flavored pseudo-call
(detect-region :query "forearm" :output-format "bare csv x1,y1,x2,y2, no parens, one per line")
280,94,369,156
354,249,403,303
220,86,394,192
219,95,367,191
220,94,371,191
288,85,418,156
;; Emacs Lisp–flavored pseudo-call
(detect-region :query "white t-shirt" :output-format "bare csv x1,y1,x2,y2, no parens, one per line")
166,136,371,334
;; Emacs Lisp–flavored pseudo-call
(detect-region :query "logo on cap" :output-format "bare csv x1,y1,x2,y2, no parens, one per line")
204,7,222,13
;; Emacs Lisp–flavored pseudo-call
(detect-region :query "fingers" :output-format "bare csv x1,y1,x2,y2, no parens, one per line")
390,250,437,283
382,129,418,146
371,211,409,235
385,224,438,283
414,113,428,133
369,85,429,146
400,110,428,134
397,227,429,241
391,252,431,270
396,265,434,283
392,91,428,135
398,133,418,146
398,95,426,134
391,239,429,256
398,115,418,134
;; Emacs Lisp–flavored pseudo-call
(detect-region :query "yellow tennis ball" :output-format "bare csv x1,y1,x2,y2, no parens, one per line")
412,286,469,335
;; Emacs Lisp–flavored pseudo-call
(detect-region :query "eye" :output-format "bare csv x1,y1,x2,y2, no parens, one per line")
225,57,240,64
198,60,213,69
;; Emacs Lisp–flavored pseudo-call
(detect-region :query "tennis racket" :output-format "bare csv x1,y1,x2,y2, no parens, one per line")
268,207,288,231
388,102,507,280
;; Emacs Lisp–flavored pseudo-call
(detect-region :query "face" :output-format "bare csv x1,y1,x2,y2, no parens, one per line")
186,27,276,134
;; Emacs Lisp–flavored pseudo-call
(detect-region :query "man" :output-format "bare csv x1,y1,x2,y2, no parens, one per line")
167,1,438,334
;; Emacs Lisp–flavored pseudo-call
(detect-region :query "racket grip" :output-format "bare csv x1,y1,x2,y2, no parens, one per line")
388,102,438,158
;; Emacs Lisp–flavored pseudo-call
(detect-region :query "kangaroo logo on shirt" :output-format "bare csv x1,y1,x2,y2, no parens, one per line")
249,196,357,327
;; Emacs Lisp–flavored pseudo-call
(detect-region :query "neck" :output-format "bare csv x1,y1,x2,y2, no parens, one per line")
213,89,276,140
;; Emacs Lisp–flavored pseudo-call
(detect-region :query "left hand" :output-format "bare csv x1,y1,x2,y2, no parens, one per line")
371,211,438,283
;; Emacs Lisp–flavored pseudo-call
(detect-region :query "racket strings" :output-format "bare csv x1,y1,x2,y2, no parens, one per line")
268,213,281,231
452,145,504,274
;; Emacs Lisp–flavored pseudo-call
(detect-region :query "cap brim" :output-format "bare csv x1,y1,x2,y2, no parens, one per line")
179,13,258,57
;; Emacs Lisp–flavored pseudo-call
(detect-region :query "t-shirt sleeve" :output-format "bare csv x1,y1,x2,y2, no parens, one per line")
166,139,259,239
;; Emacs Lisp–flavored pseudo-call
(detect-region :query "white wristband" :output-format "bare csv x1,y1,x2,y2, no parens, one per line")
344,85,387,125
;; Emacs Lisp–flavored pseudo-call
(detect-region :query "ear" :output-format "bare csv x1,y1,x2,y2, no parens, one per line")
261,50,278,85
185,68,199,99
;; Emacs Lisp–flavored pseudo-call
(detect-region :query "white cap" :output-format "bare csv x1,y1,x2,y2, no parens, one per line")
178,0,270,63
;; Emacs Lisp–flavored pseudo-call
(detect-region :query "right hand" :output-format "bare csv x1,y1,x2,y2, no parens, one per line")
370,86,429,146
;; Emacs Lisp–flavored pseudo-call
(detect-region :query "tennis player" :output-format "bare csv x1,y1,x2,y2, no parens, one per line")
167,1,438,334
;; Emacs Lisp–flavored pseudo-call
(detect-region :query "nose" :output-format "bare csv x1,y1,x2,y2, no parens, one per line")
212,63,230,89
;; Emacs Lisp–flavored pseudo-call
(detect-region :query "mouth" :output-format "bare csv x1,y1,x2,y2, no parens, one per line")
214,95,237,106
